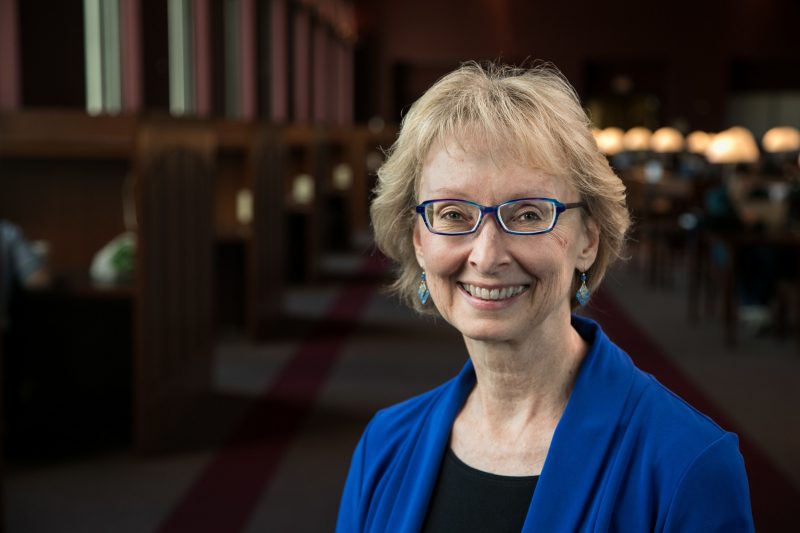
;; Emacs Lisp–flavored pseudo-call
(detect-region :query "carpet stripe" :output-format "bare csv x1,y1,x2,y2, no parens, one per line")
157,254,386,533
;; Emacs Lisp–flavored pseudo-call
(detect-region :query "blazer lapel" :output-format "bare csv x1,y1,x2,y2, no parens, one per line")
523,317,636,532
384,360,476,532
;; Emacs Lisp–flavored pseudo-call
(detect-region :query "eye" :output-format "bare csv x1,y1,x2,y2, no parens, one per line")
434,203,473,221
440,209,465,220
517,209,543,221
510,204,544,222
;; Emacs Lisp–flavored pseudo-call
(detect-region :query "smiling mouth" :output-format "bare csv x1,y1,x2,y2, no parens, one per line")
458,282,530,301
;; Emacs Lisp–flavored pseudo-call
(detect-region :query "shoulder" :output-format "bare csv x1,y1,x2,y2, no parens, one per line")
352,360,474,477
591,324,753,528
576,314,732,455
636,371,728,447
607,344,740,480
631,372,752,509
576,318,753,529
575,315,744,471
660,431,754,531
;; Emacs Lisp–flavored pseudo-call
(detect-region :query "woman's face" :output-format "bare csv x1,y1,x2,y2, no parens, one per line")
413,140,599,344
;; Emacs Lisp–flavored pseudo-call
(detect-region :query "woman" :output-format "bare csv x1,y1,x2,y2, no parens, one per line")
337,62,754,532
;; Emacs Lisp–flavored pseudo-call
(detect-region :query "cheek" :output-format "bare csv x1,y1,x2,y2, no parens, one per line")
547,226,572,252
419,237,466,318
517,235,577,287
419,234,467,276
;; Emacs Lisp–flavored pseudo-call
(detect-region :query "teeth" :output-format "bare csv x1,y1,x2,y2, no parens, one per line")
462,283,527,300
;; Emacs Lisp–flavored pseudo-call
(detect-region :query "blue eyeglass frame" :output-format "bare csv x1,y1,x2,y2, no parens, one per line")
414,197,587,236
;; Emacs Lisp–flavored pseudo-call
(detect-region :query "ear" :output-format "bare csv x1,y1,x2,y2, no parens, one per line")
413,221,426,270
577,216,600,271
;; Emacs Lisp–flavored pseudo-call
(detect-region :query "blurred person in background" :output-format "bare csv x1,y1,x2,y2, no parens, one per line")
0,220,49,330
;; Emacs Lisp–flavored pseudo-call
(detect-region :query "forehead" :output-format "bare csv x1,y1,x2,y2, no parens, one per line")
419,137,574,200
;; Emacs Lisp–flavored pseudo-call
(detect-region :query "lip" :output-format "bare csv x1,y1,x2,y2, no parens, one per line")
457,281,530,310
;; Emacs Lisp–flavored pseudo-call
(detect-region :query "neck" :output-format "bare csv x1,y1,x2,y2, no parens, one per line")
462,312,587,429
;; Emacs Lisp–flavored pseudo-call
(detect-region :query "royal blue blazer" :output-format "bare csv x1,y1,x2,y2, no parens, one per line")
337,316,755,532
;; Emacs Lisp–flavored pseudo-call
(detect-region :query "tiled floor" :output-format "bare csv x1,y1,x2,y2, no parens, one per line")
4,251,799,532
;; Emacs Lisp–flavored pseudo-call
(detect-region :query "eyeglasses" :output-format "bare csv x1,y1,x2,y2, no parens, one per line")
415,198,586,236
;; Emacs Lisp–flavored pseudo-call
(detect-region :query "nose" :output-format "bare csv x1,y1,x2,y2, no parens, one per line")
468,215,512,274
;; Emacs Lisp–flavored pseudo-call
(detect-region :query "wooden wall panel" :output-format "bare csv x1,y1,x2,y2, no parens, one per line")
0,0,20,111
0,159,129,274
248,126,286,337
133,119,215,454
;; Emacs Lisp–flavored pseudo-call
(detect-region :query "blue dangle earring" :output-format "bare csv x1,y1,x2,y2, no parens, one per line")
418,271,430,305
576,271,591,306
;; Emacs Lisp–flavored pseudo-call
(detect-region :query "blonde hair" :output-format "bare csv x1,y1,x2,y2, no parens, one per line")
371,61,630,313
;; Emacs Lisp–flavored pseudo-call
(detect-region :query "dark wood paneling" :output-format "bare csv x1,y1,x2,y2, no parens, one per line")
0,111,136,274
0,159,129,274
133,119,215,454
19,0,85,108
140,0,170,110
248,126,286,337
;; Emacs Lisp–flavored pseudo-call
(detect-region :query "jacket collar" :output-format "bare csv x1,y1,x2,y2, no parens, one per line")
384,315,635,532
386,361,475,531
523,315,636,530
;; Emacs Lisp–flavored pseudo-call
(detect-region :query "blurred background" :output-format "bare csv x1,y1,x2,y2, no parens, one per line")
1,0,799,531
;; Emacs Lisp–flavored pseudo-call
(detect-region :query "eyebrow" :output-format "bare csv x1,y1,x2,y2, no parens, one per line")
426,187,467,196
425,188,558,199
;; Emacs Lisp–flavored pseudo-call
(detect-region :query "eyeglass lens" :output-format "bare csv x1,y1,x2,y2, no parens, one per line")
424,200,556,234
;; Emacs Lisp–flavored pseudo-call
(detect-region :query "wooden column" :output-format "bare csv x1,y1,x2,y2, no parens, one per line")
312,20,328,123
120,0,143,112
270,0,289,122
247,126,286,338
0,216,6,533
134,119,216,455
0,0,20,110
338,41,353,126
193,0,211,116
292,7,311,123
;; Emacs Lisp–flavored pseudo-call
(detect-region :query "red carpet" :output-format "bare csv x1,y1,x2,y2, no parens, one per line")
590,288,798,532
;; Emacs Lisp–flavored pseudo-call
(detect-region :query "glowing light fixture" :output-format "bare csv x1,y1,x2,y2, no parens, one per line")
596,127,625,156
762,127,800,153
236,188,253,224
292,174,315,204
705,127,760,164
650,127,685,153
686,131,712,154
332,163,354,190
622,127,652,151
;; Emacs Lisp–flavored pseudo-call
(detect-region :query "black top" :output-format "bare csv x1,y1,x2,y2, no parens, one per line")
421,448,539,533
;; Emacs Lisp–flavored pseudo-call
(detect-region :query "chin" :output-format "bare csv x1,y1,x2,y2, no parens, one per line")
453,319,521,344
